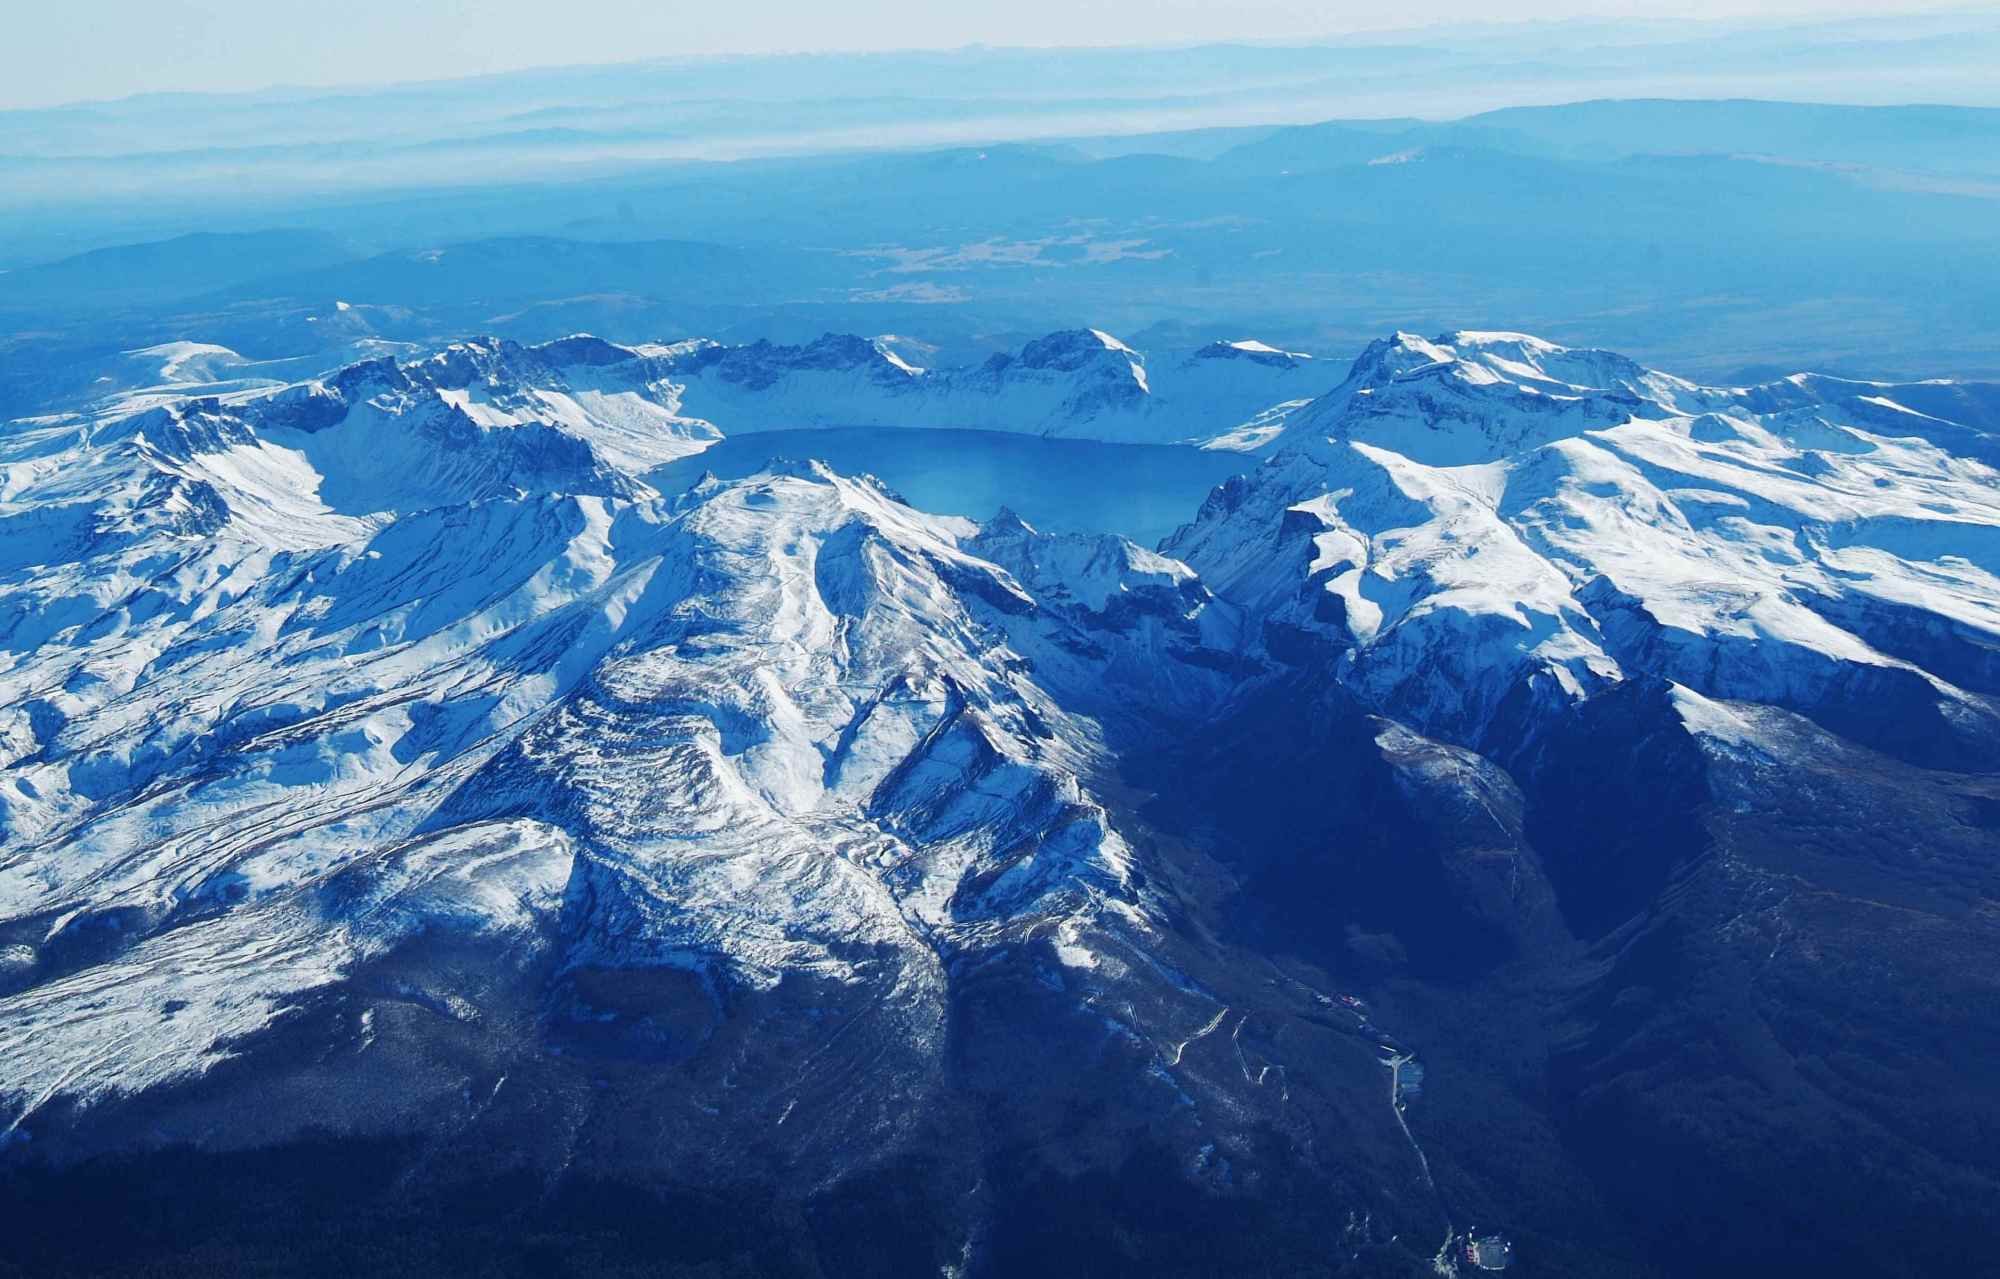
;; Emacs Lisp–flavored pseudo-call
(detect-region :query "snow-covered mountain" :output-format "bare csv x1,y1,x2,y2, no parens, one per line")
643,328,1329,443
0,429,1247,1117
20,327,1330,462
0,346,1291,1226
4,324,1999,1275
1166,329,2000,761
1143,330,2000,1277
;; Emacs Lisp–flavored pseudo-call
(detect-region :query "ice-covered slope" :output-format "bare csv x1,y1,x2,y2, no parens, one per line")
0,335,719,575
1165,329,2000,760
0,349,1244,1161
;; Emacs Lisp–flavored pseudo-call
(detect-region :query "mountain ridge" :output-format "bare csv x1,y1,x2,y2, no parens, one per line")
4,322,1998,1276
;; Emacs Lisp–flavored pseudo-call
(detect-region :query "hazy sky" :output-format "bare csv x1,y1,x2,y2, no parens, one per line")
2,0,1980,110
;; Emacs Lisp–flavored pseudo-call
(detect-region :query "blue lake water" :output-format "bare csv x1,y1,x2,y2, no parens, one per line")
648,427,1257,548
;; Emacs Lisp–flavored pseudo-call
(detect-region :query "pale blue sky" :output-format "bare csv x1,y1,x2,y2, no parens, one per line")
2,0,1978,110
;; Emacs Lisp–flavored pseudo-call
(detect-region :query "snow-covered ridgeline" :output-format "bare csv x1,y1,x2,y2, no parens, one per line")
634,327,1328,443
3,321,1998,1130
1166,330,2000,758
0,392,1230,1120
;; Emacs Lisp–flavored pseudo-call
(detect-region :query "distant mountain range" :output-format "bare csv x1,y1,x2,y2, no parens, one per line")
8,96,2000,403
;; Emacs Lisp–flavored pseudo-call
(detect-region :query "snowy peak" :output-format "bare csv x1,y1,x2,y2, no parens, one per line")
1347,330,1661,400
1436,330,1650,388
1343,330,1461,383
1276,330,1673,466
119,340,255,388
1168,328,2000,760
663,332,922,390
1193,338,1313,369
1015,327,1142,375
2,334,732,558
1268,328,1994,468
988,326,1151,409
